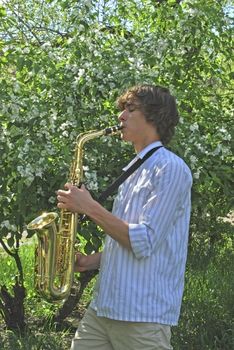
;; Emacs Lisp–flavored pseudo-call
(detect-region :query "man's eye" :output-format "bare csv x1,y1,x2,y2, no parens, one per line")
125,104,135,112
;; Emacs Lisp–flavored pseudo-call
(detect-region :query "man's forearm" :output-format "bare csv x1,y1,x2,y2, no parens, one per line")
86,200,132,250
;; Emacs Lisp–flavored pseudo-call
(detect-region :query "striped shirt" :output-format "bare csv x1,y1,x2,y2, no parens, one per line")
90,141,192,325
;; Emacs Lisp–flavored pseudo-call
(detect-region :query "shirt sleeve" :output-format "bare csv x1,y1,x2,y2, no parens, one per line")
128,160,192,259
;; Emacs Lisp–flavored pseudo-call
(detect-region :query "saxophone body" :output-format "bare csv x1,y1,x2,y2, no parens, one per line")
27,125,122,302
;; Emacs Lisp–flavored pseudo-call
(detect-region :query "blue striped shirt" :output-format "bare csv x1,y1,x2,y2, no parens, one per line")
91,142,192,325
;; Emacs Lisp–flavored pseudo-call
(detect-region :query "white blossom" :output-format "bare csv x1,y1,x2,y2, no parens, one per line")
184,147,191,157
25,176,34,186
78,68,85,78
35,169,43,178
67,38,73,45
194,142,206,153
223,134,231,141
23,47,30,54
190,155,198,169
189,123,199,132
60,122,68,130
212,144,222,156
17,164,35,185
65,95,74,104
85,170,98,191
41,42,51,49
67,106,73,115
72,76,80,87
37,187,44,195
48,196,56,204
1,220,11,229
0,220,17,232
193,169,201,180
219,127,227,133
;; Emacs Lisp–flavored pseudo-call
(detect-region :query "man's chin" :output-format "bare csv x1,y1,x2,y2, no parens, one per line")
120,129,132,143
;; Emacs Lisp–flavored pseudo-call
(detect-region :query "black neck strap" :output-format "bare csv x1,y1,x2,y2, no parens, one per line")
97,146,162,203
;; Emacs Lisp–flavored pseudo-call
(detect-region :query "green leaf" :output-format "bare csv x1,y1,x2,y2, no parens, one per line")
0,5,6,17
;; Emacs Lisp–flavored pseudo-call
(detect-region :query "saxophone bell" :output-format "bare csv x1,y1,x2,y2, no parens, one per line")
27,212,58,230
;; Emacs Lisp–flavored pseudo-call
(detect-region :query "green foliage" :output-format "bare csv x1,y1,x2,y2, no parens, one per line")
173,226,234,349
0,0,233,248
0,328,71,350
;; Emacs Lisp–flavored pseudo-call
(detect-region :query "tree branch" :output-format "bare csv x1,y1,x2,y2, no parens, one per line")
33,26,69,38
156,0,182,4
10,7,43,45
0,238,15,257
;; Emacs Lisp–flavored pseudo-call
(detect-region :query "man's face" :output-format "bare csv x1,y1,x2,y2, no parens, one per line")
118,101,154,145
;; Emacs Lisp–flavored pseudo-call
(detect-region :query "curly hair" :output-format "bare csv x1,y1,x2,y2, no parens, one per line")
117,84,179,145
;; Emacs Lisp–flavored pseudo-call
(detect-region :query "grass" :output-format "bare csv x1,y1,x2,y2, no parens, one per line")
0,232,233,349
0,328,71,350
172,234,234,349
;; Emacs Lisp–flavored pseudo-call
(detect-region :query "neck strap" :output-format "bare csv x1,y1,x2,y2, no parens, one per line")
97,146,163,203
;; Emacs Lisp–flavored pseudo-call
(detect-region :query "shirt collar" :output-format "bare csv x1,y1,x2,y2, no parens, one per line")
137,141,163,159
123,141,163,171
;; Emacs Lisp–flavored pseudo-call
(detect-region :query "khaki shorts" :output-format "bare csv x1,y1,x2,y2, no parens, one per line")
71,307,173,350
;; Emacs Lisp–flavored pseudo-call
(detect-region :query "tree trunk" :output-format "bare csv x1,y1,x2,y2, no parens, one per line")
0,277,27,334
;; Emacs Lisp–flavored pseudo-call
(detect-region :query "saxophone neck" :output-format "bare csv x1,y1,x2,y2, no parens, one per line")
76,124,122,144
69,125,122,185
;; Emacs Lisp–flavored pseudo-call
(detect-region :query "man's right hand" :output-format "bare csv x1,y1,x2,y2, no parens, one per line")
74,252,102,272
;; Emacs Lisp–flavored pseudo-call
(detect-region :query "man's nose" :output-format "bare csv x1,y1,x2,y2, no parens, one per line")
118,109,128,122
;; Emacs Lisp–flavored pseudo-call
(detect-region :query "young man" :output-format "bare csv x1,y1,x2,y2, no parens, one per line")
57,84,193,350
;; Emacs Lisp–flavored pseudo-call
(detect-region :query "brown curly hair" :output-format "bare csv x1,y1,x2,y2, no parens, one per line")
117,84,179,145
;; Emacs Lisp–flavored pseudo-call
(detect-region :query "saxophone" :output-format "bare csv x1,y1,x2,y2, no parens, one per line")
27,125,122,302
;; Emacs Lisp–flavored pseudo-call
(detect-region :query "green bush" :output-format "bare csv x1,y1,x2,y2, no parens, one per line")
173,223,234,349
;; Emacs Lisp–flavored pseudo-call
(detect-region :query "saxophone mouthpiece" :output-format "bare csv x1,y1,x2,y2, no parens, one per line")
104,125,123,135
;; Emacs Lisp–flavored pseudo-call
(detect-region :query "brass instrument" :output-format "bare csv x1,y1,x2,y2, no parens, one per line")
27,125,122,302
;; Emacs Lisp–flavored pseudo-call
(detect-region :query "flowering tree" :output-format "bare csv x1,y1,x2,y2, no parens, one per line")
0,0,233,329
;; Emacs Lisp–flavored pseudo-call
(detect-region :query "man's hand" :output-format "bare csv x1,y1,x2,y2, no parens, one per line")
74,252,102,272
57,183,94,214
